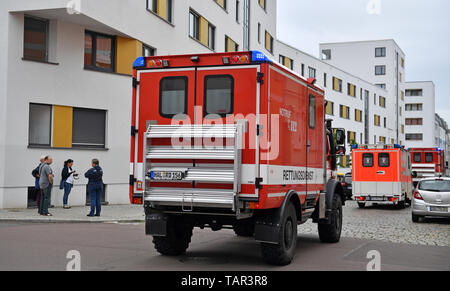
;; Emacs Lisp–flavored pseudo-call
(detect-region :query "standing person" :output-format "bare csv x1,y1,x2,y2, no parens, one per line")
39,156,54,216
31,156,46,214
85,159,103,217
61,159,77,209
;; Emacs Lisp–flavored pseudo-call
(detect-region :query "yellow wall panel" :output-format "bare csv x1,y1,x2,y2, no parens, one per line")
53,105,73,148
116,36,142,76
157,0,167,19
199,17,209,46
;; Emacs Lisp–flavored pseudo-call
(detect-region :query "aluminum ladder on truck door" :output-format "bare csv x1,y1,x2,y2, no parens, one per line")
143,124,243,212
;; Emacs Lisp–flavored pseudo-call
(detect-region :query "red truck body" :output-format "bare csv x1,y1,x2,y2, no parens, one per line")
409,148,446,185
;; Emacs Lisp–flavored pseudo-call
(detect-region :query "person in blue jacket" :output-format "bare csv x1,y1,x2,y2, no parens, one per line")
85,159,104,217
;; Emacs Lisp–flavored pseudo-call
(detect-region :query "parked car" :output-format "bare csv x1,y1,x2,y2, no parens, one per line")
343,172,353,200
412,177,450,222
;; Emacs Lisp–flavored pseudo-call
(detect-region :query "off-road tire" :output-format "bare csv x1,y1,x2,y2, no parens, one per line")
233,219,255,237
260,203,297,266
318,194,343,243
357,202,366,209
153,216,193,256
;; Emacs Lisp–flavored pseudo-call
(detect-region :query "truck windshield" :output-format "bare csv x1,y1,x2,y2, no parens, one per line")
419,180,450,192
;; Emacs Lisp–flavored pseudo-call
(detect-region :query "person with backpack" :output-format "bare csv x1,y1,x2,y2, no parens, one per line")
61,159,77,209
85,159,103,217
32,156,46,214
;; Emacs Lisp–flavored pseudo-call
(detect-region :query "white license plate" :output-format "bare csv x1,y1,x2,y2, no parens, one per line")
150,171,184,181
369,197,385,201
430,206,448,213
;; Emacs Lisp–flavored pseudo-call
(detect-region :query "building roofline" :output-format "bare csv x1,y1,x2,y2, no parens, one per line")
276,39,388,93
404,81,435,85
319,39,406,56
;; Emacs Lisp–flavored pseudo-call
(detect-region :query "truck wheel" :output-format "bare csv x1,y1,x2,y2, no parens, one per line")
260,203,297,266
318,194,343,243
152,216,193,256
357,202,366,209
233,219,255,237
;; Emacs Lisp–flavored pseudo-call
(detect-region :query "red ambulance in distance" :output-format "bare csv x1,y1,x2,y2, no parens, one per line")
409,148,447,186
130,51,347,265
352,144,414,209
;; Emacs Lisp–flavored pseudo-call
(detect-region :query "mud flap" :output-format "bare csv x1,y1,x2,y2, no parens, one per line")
145,211,168,236
254,210,282,245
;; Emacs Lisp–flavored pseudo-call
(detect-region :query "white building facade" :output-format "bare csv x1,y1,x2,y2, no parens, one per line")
0,0,277,209
319,40,406,146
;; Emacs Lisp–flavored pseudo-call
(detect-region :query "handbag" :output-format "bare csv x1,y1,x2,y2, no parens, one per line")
59,179,65,190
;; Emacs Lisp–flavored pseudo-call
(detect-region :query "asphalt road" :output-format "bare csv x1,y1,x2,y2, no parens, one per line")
0,222,448,271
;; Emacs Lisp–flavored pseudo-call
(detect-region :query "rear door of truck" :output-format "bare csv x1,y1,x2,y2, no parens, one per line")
375,150,397,197
133,60,262,207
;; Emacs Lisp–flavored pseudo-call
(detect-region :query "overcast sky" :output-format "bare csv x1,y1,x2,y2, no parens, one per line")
277,0,450,125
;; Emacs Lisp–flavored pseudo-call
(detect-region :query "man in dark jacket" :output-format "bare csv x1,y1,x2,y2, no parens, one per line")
32,156,45,214
85,159,104,217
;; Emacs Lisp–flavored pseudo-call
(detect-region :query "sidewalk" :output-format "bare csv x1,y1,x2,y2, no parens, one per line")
0,204,145,224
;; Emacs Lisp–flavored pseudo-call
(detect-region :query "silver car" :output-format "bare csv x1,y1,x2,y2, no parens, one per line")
412,177,450,222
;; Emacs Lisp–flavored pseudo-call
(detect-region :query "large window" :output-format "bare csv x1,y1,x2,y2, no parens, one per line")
375,47,386,57
84,31,116,72
355,109,363,122
189,10,215,50
204,75,234,117
29,104,52,146
333,77,343,92
406,89,423,97
24,16,49,62
265,31,274,54
159,77,188,118
72,108,106,148
225,36,238,52
406,134,423,141
340,105,350,120
147,0,173,23
405,104,423,111
375,65,386,76
347,83,356,97
308,67,316,79
406,118,423,126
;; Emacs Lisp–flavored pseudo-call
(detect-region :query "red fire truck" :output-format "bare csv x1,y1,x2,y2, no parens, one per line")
352,144,414,209
409,148,447,186
130,51,347,265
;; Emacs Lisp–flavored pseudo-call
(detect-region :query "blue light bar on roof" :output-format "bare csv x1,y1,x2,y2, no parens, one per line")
394,144,402,149
250,51,272,63
133,56,145,68
352,144,359,149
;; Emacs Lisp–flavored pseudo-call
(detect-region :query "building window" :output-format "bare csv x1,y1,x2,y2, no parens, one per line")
208,24,216,50
235,0,239,22
405,89,423,96
189,10,215,50
374,115,381,127
401,58,405,68
279,55,293,70
189,11,200,40
257,23,261,44
376,84,386,89
214,0,227,10
265,31,274,54
159,77,188,118
301,64,305,77
29,104,52,146
204,75,234,117
147,0,173,23
325,101,334,116
347,131,356,144
72,108,106,149
333,77,342,92
375,65,386,75
322,49,331,60
406,118,423,126
355,109,362,122
375,47,386,57
24,16,49,62
340,105,350,120
405,104,423,111
406,134,423,141
84,31,116,72
308,67,316,78
225,36,238,52
347,83,356,97
384,117,387,128
379,96,386,108
142,44,155,57
258,0,266,10
324,73,327,87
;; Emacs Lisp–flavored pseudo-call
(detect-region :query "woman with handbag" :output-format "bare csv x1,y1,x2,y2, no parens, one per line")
61,159,77,209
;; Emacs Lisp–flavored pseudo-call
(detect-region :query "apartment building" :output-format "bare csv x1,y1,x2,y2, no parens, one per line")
0,0,277,209
276,40,393,171
435,114,448,150
319,40,406,145
402,81,436,148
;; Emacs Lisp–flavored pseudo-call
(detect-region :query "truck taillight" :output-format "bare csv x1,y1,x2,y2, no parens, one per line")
413,190,423,200
356,197,365,201
148,59,169,68
223,55,250,65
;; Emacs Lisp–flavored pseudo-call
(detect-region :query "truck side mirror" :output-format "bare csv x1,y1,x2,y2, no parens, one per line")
412,171,418,179
334,129,346,146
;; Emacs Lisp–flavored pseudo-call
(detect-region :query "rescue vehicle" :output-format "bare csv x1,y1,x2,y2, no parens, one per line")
130,51,347,265
352,144,413,209
409,148,447,186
